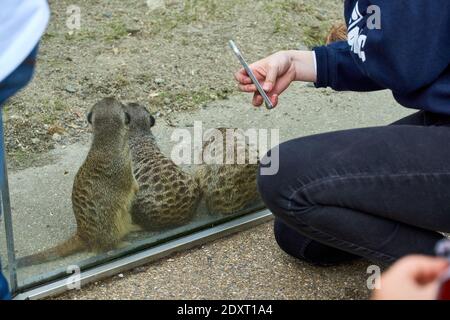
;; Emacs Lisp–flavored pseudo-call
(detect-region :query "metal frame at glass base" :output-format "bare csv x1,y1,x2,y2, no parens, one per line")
14,209,273,300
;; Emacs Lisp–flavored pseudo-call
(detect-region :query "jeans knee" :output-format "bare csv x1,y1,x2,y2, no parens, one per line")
257,140,314,216
257,159,285,214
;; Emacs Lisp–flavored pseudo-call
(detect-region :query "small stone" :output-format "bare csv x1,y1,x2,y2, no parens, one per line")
64,85,77,94
126,26,141,35
154,78,165,85
102,12,112,18
163,98,171,105
52,133,62,142
118,273,124,278
31,138,40,144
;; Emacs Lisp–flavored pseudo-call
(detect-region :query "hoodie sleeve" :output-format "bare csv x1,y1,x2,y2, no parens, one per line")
314,0,450,94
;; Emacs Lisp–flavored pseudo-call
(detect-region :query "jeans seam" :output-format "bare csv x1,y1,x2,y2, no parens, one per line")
289,214,397,265
298,237,313,258
377,223,400,249
290,171,450,202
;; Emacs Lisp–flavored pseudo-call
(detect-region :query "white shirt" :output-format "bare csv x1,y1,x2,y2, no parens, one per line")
0,0,50,82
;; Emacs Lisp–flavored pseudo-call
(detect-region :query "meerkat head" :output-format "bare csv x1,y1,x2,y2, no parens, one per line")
123,103,155,134
87,97,130,134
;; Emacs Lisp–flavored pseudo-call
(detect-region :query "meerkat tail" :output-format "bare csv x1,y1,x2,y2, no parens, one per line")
16,234,85,268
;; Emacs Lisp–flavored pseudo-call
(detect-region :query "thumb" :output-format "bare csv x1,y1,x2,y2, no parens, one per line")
402,256,449,285
263,66,278,92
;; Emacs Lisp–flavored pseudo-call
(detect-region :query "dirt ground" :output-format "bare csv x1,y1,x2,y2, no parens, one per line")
3,0,343,169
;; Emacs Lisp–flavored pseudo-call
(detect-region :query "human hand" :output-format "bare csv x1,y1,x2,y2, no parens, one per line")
234,50,316,108
372,255,449,300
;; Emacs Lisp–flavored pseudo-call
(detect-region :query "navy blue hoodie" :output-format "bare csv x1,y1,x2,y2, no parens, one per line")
314,0,450,114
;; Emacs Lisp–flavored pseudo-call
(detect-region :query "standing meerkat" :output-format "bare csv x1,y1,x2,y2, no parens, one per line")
18,97,139,266
124,103,201,230
195,127,262,216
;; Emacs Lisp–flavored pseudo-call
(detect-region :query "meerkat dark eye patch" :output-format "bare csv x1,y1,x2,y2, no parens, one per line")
149,115,155,127
87,112,93,124
124,112,131,125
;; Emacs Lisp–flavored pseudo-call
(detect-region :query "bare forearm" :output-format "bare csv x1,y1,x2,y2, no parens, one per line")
286,50,317,83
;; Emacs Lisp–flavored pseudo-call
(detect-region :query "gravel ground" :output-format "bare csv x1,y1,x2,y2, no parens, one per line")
54,222,374,300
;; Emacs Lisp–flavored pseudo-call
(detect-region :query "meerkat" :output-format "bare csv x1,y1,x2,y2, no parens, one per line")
195,127,262,216
18,97,139,267
124,103,201,230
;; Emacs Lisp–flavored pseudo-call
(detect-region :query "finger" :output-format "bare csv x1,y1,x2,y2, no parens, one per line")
253,92,278,108
414,260,449,285
269,94,279,108
252,92,263,107
400,255,449,284
244,63,268,81
263,66,278,92
267,73,293,97
234,69,253,85
238,84,258,93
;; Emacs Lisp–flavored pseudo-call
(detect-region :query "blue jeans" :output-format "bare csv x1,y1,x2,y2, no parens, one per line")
0,46,38,300
258,111,450,267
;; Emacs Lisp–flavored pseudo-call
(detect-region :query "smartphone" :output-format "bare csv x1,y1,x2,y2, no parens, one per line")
229,40,274,110
435,239,450,300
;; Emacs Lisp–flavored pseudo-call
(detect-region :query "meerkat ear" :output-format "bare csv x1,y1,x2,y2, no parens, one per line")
87,112,93,124
124,112,131,125
149,115,155,127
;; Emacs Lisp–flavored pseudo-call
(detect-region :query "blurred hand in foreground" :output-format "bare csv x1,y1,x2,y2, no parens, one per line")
372,255,449,300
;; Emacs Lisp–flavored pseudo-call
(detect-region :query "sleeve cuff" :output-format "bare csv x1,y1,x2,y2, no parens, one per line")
313,46,330,88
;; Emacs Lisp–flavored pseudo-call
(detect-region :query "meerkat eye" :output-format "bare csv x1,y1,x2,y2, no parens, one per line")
124,112,131,125
87,112,93,124
149,115,155,127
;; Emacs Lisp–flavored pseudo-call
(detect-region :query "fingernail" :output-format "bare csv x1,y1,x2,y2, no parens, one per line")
263,83,271,91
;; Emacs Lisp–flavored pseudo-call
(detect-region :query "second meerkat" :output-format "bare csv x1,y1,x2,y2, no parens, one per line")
124,103,201,230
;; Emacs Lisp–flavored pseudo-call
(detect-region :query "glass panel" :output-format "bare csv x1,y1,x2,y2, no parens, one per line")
1,216,11,293
6,117,265,289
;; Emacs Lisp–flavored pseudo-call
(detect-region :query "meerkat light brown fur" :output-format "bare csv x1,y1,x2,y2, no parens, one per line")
18,98,139,267
195,127,262,216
